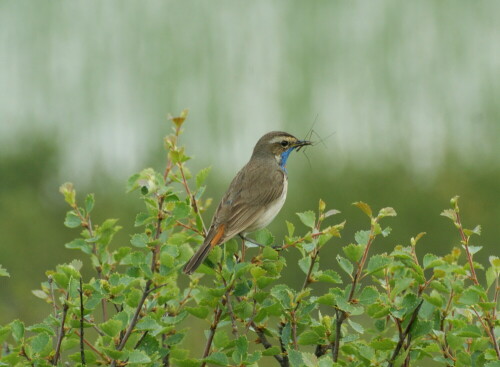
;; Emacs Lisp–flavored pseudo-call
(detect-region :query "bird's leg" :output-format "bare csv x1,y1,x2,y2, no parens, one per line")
240,236,246,262
239,234,267,248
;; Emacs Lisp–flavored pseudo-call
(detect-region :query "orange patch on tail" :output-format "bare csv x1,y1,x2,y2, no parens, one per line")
210,224,225,247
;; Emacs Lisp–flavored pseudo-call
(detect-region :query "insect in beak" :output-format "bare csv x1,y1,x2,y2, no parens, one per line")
294,140,313,152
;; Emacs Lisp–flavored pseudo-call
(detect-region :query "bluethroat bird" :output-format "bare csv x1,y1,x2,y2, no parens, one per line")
183,131,311,274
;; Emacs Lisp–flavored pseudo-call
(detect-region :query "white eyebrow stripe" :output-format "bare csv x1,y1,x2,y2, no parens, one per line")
270,136,294,144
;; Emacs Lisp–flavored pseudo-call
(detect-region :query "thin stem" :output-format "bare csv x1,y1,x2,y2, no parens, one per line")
79,277,86,366
388,300,423,367
73,330,111,363
201,305,224,367
252,323,286,365
52,292,70,365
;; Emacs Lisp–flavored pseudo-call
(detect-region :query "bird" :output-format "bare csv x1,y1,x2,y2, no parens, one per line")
183,131,312,275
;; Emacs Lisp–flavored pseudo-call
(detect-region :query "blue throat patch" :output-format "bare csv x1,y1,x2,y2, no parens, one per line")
280,147,296,172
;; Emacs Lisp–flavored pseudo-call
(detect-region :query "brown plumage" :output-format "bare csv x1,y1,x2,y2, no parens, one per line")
183,131,311,274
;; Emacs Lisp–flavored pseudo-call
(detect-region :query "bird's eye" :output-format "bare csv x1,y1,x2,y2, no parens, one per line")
280,140,289,147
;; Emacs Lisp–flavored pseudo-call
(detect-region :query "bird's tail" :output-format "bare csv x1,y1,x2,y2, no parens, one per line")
183,241,212,275
183,223,225,275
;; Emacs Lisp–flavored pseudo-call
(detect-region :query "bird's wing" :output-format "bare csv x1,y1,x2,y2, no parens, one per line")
207,162,286,244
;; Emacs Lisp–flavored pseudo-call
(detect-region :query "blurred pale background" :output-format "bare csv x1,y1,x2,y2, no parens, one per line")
1,0,499,361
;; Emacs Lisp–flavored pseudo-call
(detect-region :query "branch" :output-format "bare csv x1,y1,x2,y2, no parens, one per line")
388,300,423,367
201,304,224,367
79,277,86,366
52,291,70,365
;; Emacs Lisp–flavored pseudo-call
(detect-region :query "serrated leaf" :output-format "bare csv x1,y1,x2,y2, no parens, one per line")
353,201,372,217
336,255,353,276
440,209,456,222
128,350,151,364
186,306,209,319
378,207,396,218
354,230,370,246
316,270,342,284
30,332,50,354
298,331,320,345
464,245,482,255
204,351,228,366
254,228,274,247
297,211,316,229
288,349,304,367
130,233,148,248
100,319,122,337
343,243,365,262
299,257,312,275
196,166,211,188
0,265,10,277
286,220,295,237
302,352,318,367
324,209,341,218
262,346,281,356
85,193,95,214
365,255,392,275
64,212,81,228
359,286,379,305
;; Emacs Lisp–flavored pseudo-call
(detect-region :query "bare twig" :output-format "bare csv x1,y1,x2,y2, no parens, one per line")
79,277,86,366
53,291,70,365
388,300,423,367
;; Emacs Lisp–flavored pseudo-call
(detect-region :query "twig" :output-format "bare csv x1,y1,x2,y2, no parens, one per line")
53,291,70,365
48,276,57,318
201,304,224,367
20,346,34,367
252,323,286,365
332,221,378,361
388,300,423,367
73,330,111,363
79,277,86,366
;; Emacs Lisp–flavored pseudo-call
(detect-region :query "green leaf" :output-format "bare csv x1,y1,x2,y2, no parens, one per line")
128,350,151,364
100,319,122,338
30,332,50,354
64,211,81,228
173,202,190,220
0,265,10,277
365,254,392,275
336,255,353,276
463,225,481,237
85,193,95,213
59,182,76,206
359,286,379,305
65,238,93,254
299,257,312,275
204,351,228,366
10,320,24,342
455,325,482,338
354,230,369,246
353,201,372,217
130,233,149,248
254,228,275,247
298,331,320,345
196,166,212,188
440,209,457,222
235,336,248,355
262,346,281,356
263,247,279,261
286,221,295,237
316,270,342,284
288,349,304,367
297,211,316,229
186,306,209,319
343,243,365,262
302,352,319,367
378,207,397,218
464,245,482,255
458,287,481,305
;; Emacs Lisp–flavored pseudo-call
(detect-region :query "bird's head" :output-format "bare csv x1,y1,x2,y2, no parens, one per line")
252,131,312,169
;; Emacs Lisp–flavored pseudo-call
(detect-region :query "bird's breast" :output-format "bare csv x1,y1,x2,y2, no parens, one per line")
247,175,288,232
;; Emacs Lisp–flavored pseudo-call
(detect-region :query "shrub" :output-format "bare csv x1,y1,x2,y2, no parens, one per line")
1,111,499,367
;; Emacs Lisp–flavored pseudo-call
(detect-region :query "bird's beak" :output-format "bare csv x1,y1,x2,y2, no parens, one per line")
293,139,312,151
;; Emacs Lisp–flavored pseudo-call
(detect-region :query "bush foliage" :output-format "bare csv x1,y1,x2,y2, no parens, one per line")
1,112,499,367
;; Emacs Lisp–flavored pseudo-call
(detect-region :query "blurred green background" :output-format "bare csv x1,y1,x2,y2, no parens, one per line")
1,0,499,361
